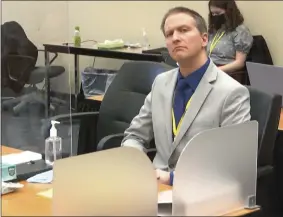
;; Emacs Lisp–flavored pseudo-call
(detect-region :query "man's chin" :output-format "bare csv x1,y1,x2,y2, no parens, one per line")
174,55,187,63
174,52,198,62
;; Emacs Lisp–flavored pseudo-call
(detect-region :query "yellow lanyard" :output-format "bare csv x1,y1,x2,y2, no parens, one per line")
172,98,192,137
209,31,225,56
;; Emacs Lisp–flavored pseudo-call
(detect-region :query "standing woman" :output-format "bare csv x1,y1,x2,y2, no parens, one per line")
207,0,253,74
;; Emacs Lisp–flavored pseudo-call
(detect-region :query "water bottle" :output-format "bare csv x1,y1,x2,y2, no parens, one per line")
45,120,62,166
74,26,81,47
141,28,150,50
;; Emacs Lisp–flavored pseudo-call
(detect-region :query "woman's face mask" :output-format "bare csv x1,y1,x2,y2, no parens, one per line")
211,14,226,30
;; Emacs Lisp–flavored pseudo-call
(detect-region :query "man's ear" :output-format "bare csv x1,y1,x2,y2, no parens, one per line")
202,32,209,47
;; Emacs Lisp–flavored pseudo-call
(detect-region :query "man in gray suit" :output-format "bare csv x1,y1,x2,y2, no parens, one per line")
121,7,251,185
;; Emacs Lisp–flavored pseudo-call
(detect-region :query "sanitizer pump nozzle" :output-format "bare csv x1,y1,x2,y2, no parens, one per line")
50,120,60,137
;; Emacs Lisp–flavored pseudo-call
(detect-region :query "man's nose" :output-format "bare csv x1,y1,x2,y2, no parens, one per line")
172,31,180,42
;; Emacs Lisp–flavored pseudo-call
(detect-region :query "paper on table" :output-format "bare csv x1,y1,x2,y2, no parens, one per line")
158,190,172,204
2,151,42,165
27,170,53,184
37,188,53,198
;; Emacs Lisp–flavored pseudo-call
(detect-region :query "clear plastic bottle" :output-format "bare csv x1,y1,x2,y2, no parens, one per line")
141,27,150,50
74,26,81,47
45,120,62,166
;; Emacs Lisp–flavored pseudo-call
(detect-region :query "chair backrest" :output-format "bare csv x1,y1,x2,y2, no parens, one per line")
247,86,282,167
236,35,273,86
95,61,173,147
1,21,38,92
246,35,273,65
161,51,178,67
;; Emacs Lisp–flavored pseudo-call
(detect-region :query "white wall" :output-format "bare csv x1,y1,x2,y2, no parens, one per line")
2,1,283,94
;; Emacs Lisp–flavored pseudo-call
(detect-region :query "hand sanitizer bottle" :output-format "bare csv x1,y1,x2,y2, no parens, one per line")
45,120,62,166
74,26,81,47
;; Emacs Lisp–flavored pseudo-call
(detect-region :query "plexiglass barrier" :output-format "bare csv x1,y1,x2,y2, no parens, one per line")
173,121,258,216
1,1,74,162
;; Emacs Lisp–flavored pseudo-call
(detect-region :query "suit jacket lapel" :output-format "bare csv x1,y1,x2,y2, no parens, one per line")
163,68,178,152
172,61,218,149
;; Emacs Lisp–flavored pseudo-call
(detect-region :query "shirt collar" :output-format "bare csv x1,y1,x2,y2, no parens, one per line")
177,58,210,91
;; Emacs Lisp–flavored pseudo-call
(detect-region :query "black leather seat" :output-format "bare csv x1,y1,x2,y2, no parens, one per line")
42,61,172,155
246,86,282,216
1,21,65,115
247,86,282,176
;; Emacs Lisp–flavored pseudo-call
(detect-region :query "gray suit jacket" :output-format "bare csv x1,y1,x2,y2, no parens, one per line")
122,60,251,171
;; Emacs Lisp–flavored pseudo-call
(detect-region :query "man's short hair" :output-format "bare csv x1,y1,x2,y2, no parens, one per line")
160,6,208,35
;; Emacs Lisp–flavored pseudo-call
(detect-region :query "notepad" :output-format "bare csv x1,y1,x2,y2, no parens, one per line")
27,170,53,184
2,151,42,165
37,188,53,198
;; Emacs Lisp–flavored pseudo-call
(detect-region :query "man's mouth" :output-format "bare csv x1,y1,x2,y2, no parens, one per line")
174,46,186,52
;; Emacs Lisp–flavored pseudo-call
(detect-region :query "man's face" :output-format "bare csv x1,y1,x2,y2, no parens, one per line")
164,13,208,62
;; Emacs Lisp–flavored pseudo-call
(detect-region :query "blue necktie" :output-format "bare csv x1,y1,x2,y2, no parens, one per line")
173,78,188,126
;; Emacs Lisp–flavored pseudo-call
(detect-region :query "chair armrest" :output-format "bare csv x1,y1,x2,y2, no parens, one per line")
97,134,157,162
97,133,124,151
146,148,157,153
38,49,58,65
50,111,99,122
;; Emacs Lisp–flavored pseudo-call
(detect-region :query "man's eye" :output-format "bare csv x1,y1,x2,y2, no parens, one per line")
180,28,188,33
166,32,173,38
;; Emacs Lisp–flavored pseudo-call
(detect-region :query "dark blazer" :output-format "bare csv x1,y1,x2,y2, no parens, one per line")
247,35,273,65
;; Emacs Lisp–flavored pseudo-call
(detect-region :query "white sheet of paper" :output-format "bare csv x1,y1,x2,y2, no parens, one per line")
27,170,53,184
158,190,172,204
2,151,42,165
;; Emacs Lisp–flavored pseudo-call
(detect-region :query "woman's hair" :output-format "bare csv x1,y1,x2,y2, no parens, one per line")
208,0,244,33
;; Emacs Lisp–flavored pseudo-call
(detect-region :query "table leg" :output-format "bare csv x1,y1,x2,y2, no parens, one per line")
74,54,79,111
44,50,51,118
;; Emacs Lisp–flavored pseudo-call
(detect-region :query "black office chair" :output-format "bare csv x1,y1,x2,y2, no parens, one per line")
246,86,282,176
246,86,282,216
1,21,65,115
274,129,283,216
42,61,172,156
232,35,274,85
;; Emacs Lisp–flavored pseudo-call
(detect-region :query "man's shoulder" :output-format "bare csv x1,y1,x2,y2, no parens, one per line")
154,67,178,83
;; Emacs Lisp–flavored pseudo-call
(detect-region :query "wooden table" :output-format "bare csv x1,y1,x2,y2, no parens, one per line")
1,146,259,216
87,95,104,102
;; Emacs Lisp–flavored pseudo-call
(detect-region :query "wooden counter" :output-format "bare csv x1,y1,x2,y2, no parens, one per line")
1,146,259,216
